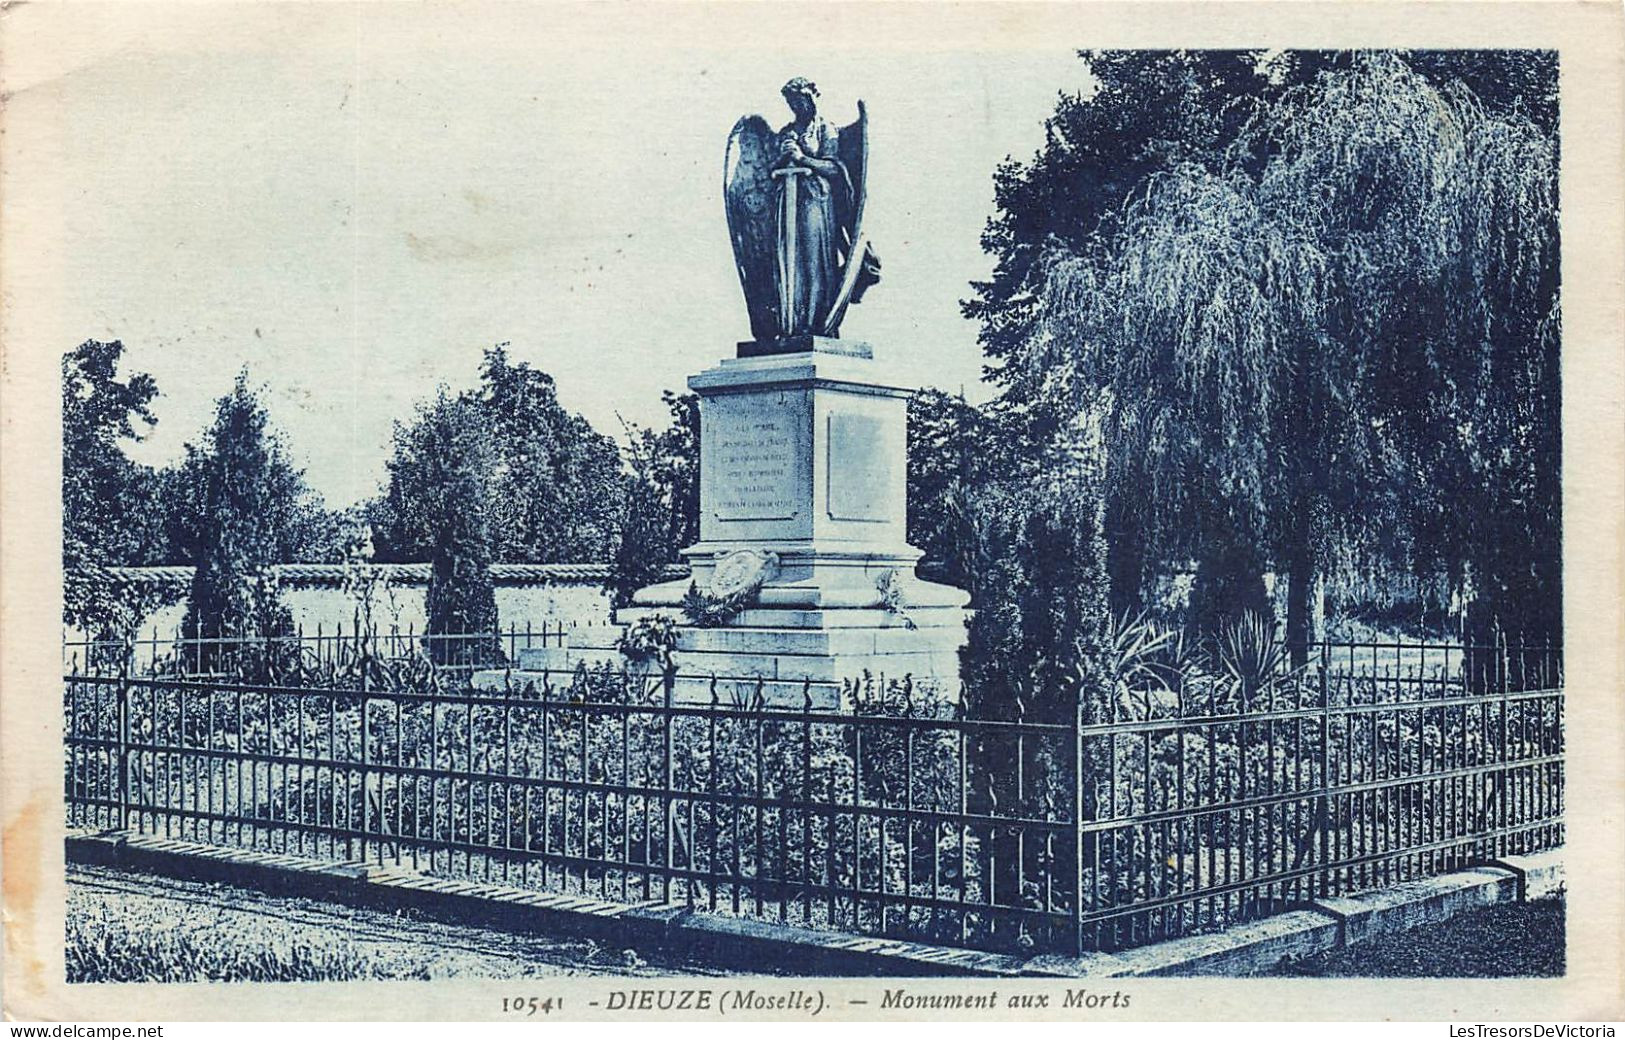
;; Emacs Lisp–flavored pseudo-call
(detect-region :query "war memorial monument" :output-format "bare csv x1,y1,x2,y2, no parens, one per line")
483,79,969,705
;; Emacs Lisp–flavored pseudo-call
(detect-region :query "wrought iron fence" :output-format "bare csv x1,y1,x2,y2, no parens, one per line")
63,629,1562,959
1077,638,1564,951
63,621,571,685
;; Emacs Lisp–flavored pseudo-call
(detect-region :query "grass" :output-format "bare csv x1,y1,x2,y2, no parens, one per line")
1273,896,1565,977
69,902,377,982
67,864,701,982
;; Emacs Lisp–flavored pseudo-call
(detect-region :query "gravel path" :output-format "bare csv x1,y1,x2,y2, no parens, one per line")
68,863,722,981
1273,898,1565,977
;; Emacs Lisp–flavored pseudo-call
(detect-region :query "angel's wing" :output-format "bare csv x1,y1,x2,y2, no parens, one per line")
820,100,873,337
724,115,779,342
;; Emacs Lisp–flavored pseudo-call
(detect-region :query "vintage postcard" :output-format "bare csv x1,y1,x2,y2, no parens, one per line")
3,0,1622,1025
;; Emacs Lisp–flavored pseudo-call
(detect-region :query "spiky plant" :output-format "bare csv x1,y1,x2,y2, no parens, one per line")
1215,610,1304,708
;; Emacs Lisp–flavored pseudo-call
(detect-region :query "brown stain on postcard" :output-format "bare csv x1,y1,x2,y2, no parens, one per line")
3,792,49,1004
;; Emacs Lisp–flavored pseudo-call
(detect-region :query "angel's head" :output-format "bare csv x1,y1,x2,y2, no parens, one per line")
781,77,819,119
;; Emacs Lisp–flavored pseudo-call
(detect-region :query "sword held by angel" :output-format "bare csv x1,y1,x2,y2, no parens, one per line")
724,77,882,342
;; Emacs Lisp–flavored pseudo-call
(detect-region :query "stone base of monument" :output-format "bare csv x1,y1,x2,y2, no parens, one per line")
470,571,966,709
471,340,970,709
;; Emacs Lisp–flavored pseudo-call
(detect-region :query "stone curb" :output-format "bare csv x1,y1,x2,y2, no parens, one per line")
1488,852,1566,901
65,830,1562,978
64,830,1024,977
1027,850,1564,977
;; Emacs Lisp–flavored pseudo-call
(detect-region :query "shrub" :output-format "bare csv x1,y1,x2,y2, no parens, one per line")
961,459,1111,726
168,374,330,670
608,392,699,610
616,614,679,672
385,391,503,668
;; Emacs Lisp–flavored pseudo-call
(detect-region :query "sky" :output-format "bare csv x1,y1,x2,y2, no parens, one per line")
13,5,1096,508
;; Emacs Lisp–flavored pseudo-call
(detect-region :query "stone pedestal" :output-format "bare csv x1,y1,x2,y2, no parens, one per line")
476,338,969,707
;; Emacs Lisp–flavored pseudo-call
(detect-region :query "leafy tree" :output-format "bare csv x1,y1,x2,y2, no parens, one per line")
61,340,166,635
905,388,1029,592
1000,52,1558,661
168,373,335,657
1260,52,1559,655
1185,507,1273,645
969,47,1551,396
382,391,502,665
964,50,1327,632
480,346,624,564
608,391,699,609
370,346,624,567
965,51,1295,399
369,346,631,656
905,389,1115,719
959,443,1110,724
1030,159,1341,647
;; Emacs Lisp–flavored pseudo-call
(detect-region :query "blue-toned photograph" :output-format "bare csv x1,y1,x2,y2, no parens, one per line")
57,42,1562,985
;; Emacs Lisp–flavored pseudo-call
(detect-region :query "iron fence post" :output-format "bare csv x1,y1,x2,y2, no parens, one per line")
359,694,370,864
118,635,131,832
1317,640,1332,897
1072,690,1086,956
662,665,675,903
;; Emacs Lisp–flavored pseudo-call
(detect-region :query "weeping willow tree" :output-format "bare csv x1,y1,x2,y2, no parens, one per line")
1262,53,1560,658
1019,52,1559,662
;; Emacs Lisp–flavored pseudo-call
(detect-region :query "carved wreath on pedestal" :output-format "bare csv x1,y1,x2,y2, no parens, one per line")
683,549,780,628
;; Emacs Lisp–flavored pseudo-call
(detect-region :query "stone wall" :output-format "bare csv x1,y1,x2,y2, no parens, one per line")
64,563,685,642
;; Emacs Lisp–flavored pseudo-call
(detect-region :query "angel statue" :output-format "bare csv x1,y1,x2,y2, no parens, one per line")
724,78,882,341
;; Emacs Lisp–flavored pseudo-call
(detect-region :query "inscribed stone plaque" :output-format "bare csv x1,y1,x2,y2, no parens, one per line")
826,413,892,522
713,406,799,522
